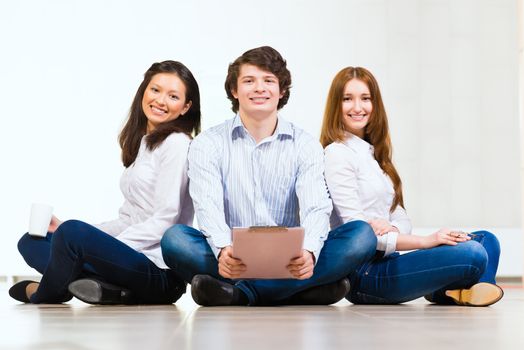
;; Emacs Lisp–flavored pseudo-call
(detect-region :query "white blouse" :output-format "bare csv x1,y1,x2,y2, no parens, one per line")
324,133,411,256
94,132,194,269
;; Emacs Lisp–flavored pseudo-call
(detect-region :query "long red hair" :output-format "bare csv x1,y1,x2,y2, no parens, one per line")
320,67,404,212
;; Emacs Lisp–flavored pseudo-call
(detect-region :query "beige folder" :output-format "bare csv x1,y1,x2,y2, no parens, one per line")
232,226,304,279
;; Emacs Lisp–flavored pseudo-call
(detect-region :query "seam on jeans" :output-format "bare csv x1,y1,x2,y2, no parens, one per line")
363,264,481,279
354,291,389,303
83,253,164,276
235,281,256,305
352,264,482,304
61,227,93,289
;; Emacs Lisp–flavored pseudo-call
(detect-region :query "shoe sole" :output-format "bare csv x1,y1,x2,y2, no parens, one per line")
445,283,504,307
68,279,103,304
68,279,132,305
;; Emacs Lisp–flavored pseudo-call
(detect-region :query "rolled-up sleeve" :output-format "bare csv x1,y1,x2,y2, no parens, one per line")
376,232,398,256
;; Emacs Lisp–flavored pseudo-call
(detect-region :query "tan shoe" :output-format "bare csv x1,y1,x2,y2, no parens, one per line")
445,282,504,306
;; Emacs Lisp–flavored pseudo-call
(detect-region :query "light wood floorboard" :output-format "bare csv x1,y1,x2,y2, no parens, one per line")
1,284,523,350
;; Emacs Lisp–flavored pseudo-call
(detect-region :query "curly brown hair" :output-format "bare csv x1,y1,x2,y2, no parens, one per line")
224,46,291,113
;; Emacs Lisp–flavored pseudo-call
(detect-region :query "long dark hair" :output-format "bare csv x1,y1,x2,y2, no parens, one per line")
119,61,201,167
320,67,404,212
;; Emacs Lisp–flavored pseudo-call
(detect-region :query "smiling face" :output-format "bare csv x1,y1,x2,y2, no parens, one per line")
141,73,192,133
232,64,283,121
341,78,373,138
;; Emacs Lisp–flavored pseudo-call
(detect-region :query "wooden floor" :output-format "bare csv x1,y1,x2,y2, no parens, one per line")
1,283,523,350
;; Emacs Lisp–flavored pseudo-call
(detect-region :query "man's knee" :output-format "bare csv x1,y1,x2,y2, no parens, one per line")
161,224,192,254
332,220,377,260
161,224,202,267
342,220,377,252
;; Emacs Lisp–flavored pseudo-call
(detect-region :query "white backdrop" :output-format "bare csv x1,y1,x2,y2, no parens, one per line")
0,0,521,276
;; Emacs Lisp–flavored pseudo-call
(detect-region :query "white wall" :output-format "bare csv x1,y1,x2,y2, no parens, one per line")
519,0,524,280
0,0,521,276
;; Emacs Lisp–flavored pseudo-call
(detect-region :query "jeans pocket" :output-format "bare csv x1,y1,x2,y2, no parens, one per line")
363,262,374,276
360,253,383,276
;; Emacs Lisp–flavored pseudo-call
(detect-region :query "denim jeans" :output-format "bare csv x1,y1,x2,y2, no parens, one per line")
18,220,186,304
161,220,377,305
347,230,500,304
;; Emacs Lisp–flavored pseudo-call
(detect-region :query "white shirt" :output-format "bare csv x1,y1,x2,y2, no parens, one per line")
188,115,332,261
324,133,411,256
94,132,194,269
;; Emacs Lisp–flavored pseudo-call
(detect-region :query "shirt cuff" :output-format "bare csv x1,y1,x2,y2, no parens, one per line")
205,236,231,259
376,232,398,257
303,239,324,265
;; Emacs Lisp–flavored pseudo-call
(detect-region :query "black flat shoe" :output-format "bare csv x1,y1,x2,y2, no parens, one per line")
284,278,351,305
68,279,134,305
191,275,248,306
9,280,38,303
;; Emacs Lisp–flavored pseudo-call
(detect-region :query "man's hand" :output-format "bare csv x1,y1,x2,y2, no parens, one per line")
287,250,315,280
218,245,246,279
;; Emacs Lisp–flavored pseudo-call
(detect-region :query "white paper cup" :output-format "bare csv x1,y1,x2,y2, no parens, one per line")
28,203,53,237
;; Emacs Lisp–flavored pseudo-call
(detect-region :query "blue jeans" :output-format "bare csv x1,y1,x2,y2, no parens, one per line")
18,220,186,304
347,230,500,304
161,220,377,305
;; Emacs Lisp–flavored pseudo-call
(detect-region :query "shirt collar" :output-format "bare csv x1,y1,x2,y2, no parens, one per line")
231,114,293,141
343,132,374,155
231,114,244,135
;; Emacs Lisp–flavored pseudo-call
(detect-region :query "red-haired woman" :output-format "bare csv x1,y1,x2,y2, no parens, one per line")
320,66,502,306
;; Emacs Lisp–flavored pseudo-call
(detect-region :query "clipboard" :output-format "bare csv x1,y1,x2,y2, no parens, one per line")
231,226,304,279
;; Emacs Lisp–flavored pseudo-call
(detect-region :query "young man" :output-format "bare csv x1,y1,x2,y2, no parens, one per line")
161,46,377,306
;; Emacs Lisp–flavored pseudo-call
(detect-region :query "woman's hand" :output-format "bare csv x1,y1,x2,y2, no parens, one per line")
48,215,63,233
368,218,399,236
287,250,315,280
218,246,246,279
421,228,471,249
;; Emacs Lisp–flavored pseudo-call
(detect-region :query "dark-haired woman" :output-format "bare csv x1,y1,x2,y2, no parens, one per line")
9,61,201,305
320,66,502,306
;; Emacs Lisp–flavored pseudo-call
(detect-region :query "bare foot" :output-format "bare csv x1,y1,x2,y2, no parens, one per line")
26,282,39,300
